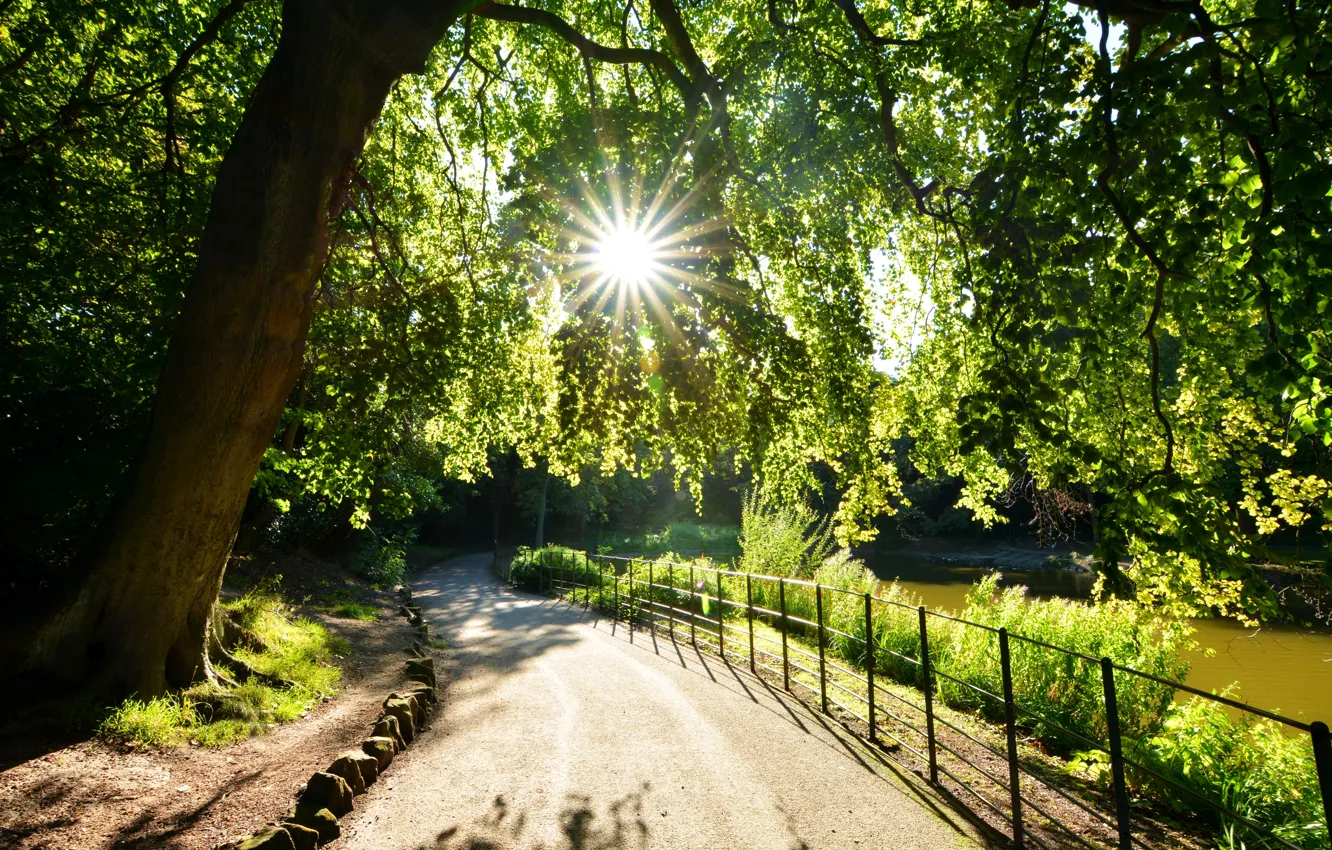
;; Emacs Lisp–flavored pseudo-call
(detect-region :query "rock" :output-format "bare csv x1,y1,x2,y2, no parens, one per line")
286,805,340,845
337,749,380,786
298,771,354,817
405,658,436,688
326,753,366,795
402,683,437,705
388,692,426,729
235,827,296,850
283,822,319,850
382,698,416,743
372,715,406,751
362,736,396,770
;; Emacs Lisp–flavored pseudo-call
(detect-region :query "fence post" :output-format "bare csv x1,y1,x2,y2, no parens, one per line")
689,564,697,647
627,560,636,641
648,561,655,638
999,629,1024,849
1101,658,1132,850
717,571,726,660
746,574,756,674
864,593,876,743
668,562,675,642
780,578,790,692
584,552,590,609
1313,721,1332,845
816,583,828,714
614,564,620,627
918,606,938,783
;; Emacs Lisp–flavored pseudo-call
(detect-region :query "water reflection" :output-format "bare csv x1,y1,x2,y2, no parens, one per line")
869,553,1332,724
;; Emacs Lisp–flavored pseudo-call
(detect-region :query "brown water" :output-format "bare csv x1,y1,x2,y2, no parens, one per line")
871,555,1332,725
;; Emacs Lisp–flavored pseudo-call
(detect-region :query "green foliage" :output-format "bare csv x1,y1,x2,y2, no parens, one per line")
350,533,409,588
1135,697,1327,850
739,491,837,578
98,588,345,748
6,0,1332,633
509,545,593,592
328,602,379,621
599,523,742,558
98,696,197,748
223,593,348,700
941,575,1190,745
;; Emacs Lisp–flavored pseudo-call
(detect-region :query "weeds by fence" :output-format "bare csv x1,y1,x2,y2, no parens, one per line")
500,546,1332,850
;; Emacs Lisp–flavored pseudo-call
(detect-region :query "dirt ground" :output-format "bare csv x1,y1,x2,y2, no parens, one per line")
0,552,450,850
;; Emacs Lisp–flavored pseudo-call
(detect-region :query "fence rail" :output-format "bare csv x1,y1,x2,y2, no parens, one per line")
497,548,1332,850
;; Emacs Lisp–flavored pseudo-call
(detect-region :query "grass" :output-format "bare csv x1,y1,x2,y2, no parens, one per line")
327,601,379,621
98,587,348,749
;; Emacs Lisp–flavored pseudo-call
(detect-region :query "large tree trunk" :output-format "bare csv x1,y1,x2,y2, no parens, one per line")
16,0,462,698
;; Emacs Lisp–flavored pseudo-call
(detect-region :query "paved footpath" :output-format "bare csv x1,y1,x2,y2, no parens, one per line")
339,553,985,850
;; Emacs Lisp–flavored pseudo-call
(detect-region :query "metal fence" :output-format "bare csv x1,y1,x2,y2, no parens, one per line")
501,548,1332,850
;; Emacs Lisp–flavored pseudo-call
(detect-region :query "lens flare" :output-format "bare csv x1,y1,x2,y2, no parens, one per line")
593,225,663,289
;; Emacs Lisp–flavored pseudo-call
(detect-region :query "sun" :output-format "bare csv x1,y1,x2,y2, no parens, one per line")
592,224,663,289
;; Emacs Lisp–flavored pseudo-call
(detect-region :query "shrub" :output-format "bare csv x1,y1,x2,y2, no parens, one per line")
738,490,836,578
657,523,741,555
939,574,1190,748
509,545,595,592
351,533,408,587
1136,696,1328,850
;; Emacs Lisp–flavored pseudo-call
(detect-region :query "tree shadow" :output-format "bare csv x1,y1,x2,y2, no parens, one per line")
424,785,653,850
106,770,264,849
596,620,1011,850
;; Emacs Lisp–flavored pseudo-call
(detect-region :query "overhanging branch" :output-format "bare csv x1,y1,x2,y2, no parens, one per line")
473,1,693,97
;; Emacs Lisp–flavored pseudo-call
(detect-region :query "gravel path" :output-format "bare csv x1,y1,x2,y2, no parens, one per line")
338,553,985,850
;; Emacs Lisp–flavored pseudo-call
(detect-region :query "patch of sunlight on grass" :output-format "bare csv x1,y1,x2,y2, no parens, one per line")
99,587,347,749
327,601,379,621
98,696,196,748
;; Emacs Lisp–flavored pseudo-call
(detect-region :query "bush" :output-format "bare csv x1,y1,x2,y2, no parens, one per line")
509,545,595,592
738,490,836,578
351,533,408,587
1136,696,1328,849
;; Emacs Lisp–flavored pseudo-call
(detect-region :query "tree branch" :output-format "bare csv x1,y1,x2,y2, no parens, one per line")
473,1,693,97
162,0,261,173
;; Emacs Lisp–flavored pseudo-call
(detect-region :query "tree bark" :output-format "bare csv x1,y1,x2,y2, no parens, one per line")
14,0,463,697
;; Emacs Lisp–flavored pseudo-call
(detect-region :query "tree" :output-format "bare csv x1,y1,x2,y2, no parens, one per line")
2,0,1328,695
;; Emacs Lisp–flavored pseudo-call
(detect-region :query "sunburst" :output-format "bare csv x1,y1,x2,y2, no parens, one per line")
558,163,726,339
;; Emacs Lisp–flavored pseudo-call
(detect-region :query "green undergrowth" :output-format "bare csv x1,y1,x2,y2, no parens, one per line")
98,586,348,749
591,523,742,558
517,544,1327,850
326,601,379,620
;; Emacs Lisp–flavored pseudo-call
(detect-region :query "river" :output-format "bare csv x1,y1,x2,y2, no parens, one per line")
868,553,1332,725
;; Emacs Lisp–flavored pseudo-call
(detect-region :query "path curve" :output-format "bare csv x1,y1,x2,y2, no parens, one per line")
339,553,984,850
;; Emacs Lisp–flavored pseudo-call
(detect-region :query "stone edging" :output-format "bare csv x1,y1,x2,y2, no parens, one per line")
227,586,438,850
